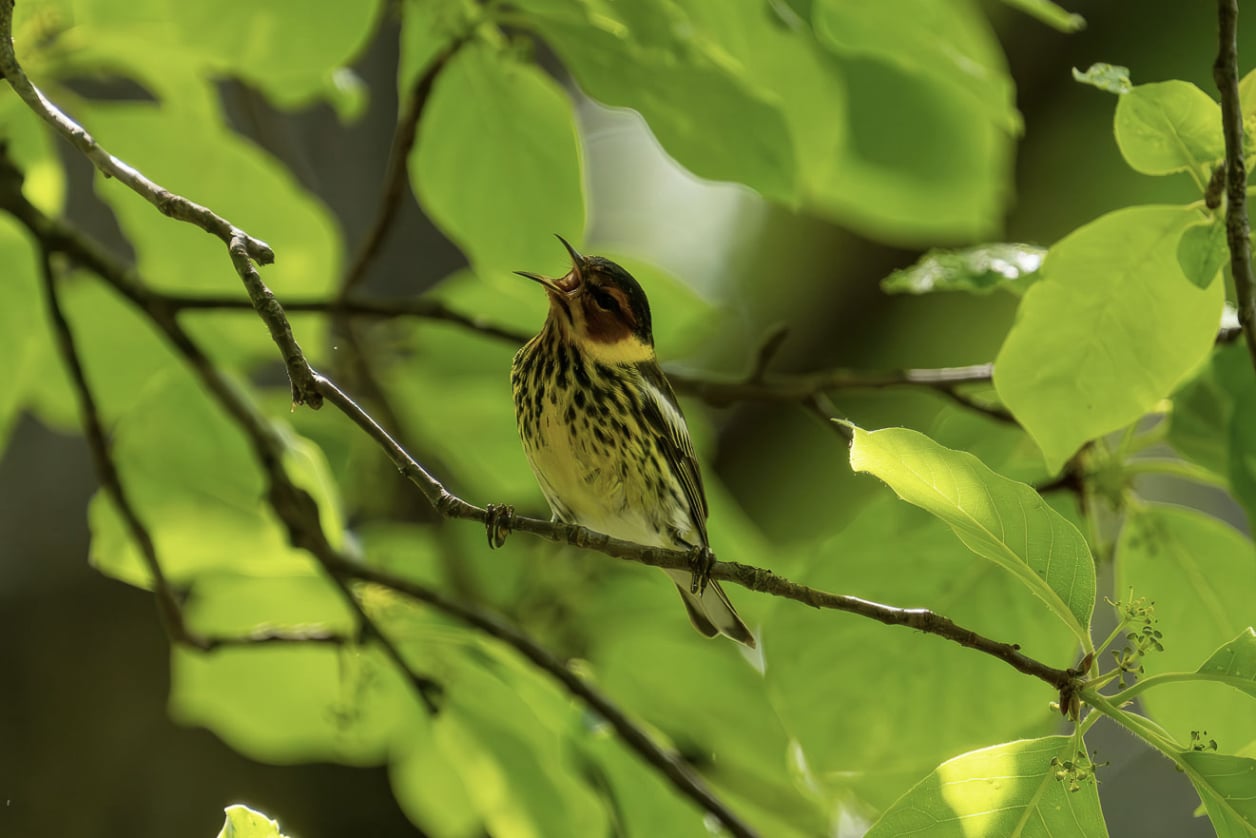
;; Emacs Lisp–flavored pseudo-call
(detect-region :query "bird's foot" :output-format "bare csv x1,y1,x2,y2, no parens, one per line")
484,503,515,549
686,546,715,596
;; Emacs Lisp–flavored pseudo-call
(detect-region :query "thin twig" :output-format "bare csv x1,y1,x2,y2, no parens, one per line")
36,244,194,645
1214,0,1256,371
164,292,534,343
666,363,996,406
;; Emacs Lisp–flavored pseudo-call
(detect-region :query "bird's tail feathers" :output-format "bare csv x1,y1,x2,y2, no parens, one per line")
667,570,756,648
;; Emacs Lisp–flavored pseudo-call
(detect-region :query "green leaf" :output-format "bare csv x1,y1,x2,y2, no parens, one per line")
813,0,1020,134
850,427,1094,646
802,0,1015,241
25,275,184,431
79,99,340,365
0,92,65,214
514,0,796,201
216,804,290,838
1168,343,1252,481
173,575,422,765
765,498,1074,814
398,0,477,98
1227,385,1256,530
1114,81,1225,175
74,0,383,111
998,0,1085,32
1072,63,1131,95
881,244,1044,296
866,736,1108,837
413,41,584,276
1180,751,1256,837
1177,219,1228,289
429,654,607,838
87,373,343,589
1197,629,1256,702
1116,504,1256,748
390,719,481,836
994,205,1223,473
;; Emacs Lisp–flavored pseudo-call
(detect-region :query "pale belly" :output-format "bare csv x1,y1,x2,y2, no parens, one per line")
521,405,682,549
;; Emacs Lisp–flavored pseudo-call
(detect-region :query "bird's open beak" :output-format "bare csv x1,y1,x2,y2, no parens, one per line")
513,234,585,294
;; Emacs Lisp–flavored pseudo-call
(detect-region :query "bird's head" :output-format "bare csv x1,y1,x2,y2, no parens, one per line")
515,235,655,364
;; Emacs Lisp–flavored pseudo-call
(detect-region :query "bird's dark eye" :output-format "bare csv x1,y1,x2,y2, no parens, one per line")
590,287,617,312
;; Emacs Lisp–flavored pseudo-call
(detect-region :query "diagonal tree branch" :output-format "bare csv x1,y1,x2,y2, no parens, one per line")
1214,0,1256,372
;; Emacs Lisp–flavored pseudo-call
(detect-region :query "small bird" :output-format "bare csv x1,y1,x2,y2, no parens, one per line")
511,236,755,647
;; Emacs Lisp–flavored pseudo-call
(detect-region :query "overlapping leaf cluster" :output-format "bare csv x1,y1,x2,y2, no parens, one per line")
4,1,1256,837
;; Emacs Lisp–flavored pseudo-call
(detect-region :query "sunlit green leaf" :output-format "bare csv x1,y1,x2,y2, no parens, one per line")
514,0,796,201
1180,751,1256,837
1072,63,1131,95
0,92,65,213
995,205,1223,473
79,100,340,365
217,804,290,838
431,654,607,838
1197,629,1256,702
579,732,709,838
87,373,342,589
389,717,481,836
413,41,584,276
1117,504,1256,749
866,736,1107,837
850,426,1094,645
172,570,423,764
928,408,1054,487
25,275,183,431
1177,219,1228,289
1114,82,1224,175
881,244,1044,296
766,498,1072,813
